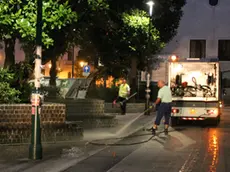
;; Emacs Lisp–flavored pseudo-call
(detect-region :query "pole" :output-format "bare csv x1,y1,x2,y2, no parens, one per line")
72,45,74,78
145,13,152,115
29,0,43,160
145,73,151,115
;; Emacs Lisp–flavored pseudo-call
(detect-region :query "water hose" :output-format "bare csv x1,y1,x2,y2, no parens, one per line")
86,106,156,146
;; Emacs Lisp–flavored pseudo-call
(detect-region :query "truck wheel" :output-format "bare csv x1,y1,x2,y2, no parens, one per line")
171,117,178,127
209,116,220,126
214,115,220,126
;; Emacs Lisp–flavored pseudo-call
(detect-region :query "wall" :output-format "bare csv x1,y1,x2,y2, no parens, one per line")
161,0,230,60
0,103,83,144
0,39,25,67
46,99,117,128
0,40,84,79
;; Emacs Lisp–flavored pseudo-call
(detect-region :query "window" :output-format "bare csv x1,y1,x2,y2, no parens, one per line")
218,40,230,61
209,0,218,6
189,40,206,58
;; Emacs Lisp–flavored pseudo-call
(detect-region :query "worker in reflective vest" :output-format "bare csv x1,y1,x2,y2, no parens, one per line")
117,78,130,115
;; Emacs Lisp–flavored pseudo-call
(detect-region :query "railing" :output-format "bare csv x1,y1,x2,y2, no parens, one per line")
65,69,99,99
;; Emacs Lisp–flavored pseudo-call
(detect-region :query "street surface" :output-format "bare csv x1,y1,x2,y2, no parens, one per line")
64,108,230,172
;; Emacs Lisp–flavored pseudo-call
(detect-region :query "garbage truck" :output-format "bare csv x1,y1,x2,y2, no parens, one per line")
168,56,223,126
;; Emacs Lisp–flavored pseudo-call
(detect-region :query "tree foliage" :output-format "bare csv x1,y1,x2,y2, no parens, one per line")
9,62,33,102
16,0,77,48
0,68,21,103
76,0,186,77
0,0,77,67
0,0,77,47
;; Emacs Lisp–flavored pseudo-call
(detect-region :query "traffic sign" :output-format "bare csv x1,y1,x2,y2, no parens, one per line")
83,65,90,73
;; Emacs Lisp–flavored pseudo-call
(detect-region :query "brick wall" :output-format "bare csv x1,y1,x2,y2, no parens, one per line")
65,99,105,117
46,99,117,128
0,103,83,144
0,104,65,125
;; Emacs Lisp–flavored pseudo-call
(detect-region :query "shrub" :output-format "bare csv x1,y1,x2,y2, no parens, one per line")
0,68,21,103
9,62,33,103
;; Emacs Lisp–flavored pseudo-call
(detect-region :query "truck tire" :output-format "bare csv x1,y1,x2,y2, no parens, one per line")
213,115,220,126
206,115,220,126
171,117,178,127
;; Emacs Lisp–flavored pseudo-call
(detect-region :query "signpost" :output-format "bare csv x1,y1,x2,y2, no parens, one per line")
83,65,90,77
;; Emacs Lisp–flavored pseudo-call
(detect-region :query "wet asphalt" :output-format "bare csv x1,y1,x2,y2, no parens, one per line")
64,108,230,172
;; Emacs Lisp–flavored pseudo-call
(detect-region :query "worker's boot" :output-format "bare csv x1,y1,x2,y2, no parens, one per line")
164,128,168,135
151,128,156,136
147,127,156,136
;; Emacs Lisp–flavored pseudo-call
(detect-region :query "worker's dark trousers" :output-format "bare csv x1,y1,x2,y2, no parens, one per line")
155,103,172,125
117,96,126,114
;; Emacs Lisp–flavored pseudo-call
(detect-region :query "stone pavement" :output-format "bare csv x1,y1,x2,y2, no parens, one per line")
0,112,155,172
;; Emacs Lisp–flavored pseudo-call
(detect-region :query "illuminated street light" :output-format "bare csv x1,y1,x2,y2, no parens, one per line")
146,1,154,17
79,61,85,67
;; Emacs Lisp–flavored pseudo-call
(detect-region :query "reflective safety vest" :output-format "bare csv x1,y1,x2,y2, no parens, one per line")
119,84,129,98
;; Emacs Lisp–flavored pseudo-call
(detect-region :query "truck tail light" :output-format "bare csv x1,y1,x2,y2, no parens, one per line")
219,101,223,108
207,109,218,115
172,108,179,113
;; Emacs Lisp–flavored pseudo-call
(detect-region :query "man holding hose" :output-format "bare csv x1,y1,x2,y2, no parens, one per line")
150,80,172,135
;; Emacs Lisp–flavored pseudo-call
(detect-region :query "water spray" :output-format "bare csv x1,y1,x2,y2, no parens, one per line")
85,105,156,146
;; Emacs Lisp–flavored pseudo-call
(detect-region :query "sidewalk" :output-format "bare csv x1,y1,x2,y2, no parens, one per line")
0,112,155,172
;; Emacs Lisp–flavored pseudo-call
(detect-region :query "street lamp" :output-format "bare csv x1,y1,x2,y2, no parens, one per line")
145,0,154,115
146,1,154,17
79,61,85,67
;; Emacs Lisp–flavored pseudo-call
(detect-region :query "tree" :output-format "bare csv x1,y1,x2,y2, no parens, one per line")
0,0,20,67
18,0,78,87
0,0,77,68
42,25,78,86
75,0,185,94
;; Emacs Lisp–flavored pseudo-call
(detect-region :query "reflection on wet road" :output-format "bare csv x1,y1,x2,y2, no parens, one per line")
65,108,230,172
208,129,219,172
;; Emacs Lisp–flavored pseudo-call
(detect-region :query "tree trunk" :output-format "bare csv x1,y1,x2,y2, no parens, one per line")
4,38,16,68
103,75,107,88
23,44,35,63
129,57,137,102
49,57,57,87
94,55,99,68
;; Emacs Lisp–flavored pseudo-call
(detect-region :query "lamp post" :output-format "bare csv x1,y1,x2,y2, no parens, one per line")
72,45,75,78
145,0,154,115
29,0,43,160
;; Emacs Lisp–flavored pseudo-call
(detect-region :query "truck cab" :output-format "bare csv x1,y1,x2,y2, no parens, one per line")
168,56,222,126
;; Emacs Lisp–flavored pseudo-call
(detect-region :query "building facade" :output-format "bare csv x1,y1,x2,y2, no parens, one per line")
0,40,90,79
151,0,230,82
